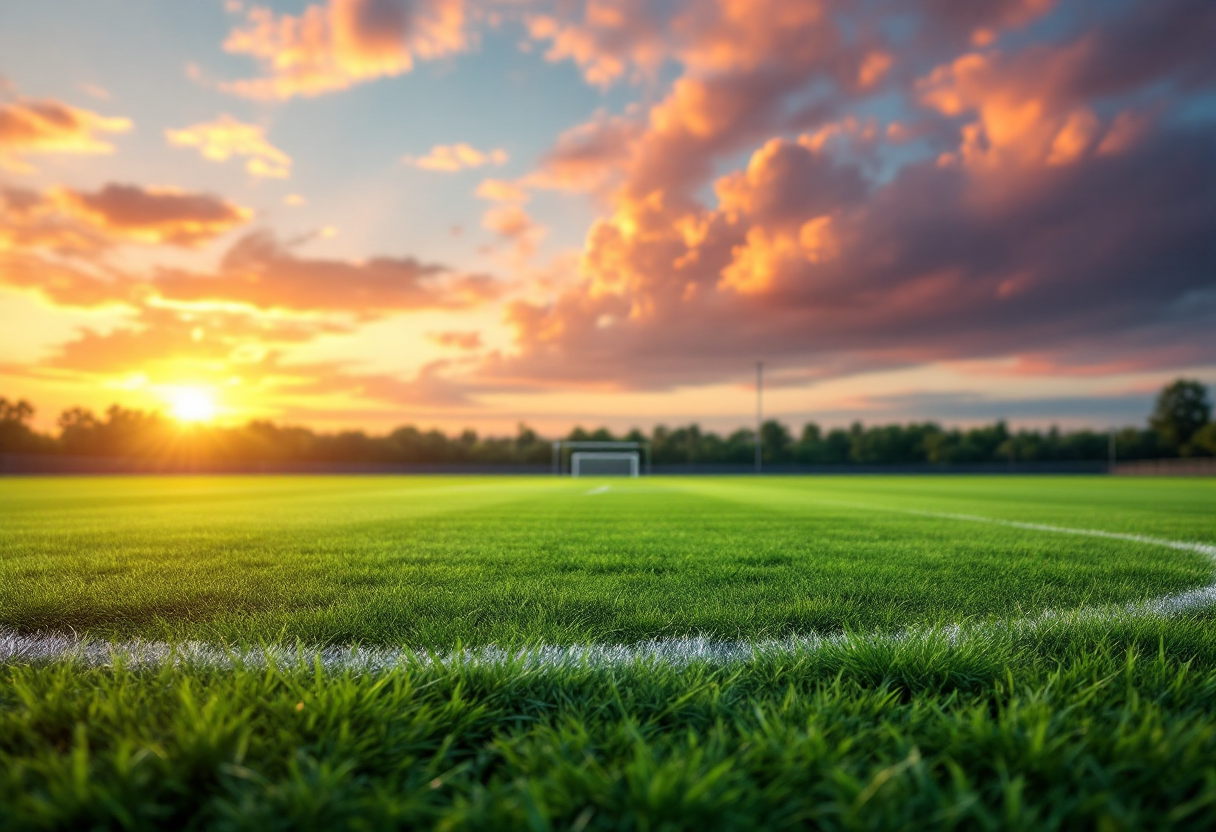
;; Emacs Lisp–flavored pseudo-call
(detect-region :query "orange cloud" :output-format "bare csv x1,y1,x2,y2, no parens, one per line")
0,96,131,173
0,250,142,309
1,187,108,256
917,40,1156,172
50,184,253,247
43,307,337,375
165,115,292,178
153,231,501,317
403,143,507,172
719,217,837,295
526,0,669,89
428,330,482,350
221,0,471,99
475,178,529,203
481,204,545,259
529,112,640,194
31,306,475,413
2,184,252,255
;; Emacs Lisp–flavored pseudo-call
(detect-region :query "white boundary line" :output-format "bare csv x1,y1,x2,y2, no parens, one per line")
807,498,1216,559
584,485,611,495
3,505,1214,671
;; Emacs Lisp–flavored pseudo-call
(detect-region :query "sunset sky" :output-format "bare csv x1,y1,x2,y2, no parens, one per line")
1,0,1213,435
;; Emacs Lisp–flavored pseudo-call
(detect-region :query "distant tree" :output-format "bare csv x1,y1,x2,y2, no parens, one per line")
0,397,38,452
1149,379,1212,448
1190,423,1216,457
759,419,792,463
822,428,852,464
515,423,539,448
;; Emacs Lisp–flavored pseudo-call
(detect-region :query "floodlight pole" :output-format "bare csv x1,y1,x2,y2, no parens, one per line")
755,361,763,474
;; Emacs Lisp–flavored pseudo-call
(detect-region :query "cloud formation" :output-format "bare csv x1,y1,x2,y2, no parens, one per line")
165,115,292,178
222,0,471,99
475,178,528,203
53,184,253,248
1,183,252,254
0,95,130,173
5,226,505,414
428,330,482,350
3,0,1214,428
152,231,501,317
491,0,1216,391
404,143,507,172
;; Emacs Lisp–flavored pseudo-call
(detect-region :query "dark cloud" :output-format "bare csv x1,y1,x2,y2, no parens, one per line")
493,124,1216,390
489,0,1216,392
793,390,1160,428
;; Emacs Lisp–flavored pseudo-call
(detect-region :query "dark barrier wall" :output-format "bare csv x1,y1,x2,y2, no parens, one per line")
1112,458,1216,476
2,453,1119,476
652,462,1112,475
0,454,550,476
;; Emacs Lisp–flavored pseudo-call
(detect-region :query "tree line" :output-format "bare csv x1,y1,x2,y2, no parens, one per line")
1,379,1213,467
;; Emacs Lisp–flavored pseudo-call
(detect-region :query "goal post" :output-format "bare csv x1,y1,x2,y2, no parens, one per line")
552,440,651,476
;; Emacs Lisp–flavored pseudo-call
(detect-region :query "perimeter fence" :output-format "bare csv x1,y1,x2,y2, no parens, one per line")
1,453,1142,476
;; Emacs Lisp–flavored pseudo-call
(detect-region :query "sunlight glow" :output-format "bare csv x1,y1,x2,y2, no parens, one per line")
168,387,218,423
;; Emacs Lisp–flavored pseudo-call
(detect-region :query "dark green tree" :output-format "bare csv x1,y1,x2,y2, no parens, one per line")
0,397,38,452
1149,379,1212,448
759,419,792,463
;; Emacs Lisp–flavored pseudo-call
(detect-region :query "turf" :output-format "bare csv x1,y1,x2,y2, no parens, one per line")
6,619,1216,830
2,474,1215,830
0,476,1212,647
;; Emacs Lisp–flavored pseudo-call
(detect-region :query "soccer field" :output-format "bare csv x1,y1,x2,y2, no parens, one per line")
2,475,1216,829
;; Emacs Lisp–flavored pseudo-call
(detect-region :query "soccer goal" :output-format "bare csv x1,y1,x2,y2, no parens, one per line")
571,451,639,478
552,440,650,476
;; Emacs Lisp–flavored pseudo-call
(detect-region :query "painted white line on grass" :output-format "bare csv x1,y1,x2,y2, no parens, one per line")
3,507,1215,671
811,499,1216,559
584,485,611,495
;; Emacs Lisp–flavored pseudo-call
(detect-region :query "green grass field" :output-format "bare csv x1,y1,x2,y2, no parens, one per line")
2,475,1215,829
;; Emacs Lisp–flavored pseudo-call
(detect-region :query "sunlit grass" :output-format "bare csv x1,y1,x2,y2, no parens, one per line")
5,617,1216,830
1,475,1214,829
0,476,1212,647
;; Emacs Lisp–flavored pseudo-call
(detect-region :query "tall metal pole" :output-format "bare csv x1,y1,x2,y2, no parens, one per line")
755,361,763,474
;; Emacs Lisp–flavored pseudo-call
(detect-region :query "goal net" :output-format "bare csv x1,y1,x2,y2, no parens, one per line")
553,440,650,476
571,451,639,477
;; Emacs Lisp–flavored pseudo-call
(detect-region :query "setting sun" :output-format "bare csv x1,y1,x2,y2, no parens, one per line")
168,388,217,423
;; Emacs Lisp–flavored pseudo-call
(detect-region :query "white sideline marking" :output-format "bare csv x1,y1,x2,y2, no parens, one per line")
3,507,1215,671
584,485,611,495
811,498,1216,559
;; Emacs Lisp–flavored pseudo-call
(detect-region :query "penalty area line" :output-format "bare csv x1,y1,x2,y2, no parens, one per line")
584,485,611,495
